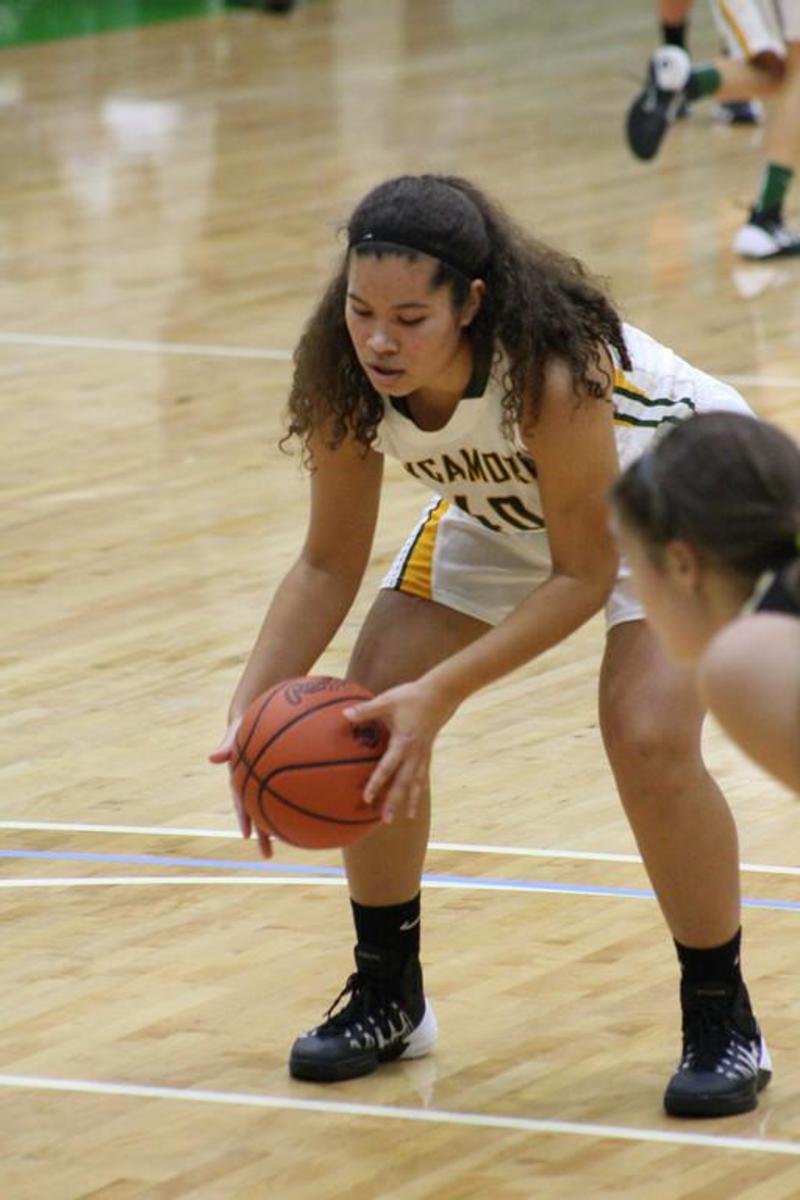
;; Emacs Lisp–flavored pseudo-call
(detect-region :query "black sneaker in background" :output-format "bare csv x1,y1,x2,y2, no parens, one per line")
289,944,437,1082
664,978,772,1117
712,99,763,125
626,45,692,161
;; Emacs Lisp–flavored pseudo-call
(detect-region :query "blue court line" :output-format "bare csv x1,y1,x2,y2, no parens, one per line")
0,849,344,875
2,848,800,911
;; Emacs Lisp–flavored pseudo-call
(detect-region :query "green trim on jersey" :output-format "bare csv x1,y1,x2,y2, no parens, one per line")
613,374,697,429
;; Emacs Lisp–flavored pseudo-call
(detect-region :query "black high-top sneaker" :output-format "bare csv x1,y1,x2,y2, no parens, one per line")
626,45,692,161
664,978,772,1117
289,944,437,1083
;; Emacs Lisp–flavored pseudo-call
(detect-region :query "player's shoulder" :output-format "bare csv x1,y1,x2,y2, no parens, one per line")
540,345,615,408
699,612,798,701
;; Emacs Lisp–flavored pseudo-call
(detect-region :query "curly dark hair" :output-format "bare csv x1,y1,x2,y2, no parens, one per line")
284,174,631,457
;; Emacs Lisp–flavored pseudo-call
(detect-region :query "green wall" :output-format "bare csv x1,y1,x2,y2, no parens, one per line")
0,1,224,47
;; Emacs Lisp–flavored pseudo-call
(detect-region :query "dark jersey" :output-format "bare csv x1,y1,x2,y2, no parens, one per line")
753,562,800,618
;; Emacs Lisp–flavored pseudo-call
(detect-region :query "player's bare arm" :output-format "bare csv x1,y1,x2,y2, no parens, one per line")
416,352,620,712
227,432,383,723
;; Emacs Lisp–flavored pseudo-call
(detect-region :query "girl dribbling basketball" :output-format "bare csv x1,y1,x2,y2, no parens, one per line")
212,175,770,1117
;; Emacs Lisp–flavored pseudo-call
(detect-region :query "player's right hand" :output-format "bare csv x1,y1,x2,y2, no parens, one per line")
209,719,274,859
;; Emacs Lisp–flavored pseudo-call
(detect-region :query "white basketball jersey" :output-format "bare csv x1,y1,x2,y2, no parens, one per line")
372,322,751,539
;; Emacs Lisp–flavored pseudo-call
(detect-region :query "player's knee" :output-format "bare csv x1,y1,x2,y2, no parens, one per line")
602,705,697,788
749,49,787,84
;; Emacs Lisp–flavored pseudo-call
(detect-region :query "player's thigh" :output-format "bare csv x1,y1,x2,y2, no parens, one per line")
347,588,489,693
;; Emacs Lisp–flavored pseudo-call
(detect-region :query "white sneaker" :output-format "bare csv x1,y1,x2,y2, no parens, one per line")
733,212,800,259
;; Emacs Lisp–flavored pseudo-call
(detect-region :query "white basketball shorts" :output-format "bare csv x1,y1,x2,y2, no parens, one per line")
381,496,642,631
710,0,800,61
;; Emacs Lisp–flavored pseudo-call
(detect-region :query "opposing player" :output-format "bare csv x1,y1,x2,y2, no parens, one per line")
627,0,800,258
211,174,771,1116
657,0,763,123
611,411,800,793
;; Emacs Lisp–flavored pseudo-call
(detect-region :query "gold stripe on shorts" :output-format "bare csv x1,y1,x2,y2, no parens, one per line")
719,0,755,56
613,367,649,401
394,498,449,601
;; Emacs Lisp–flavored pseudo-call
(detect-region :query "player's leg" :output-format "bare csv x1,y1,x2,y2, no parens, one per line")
659,0,695,65
735,40,800,255
656,0,763,119
288,588,490,1082
627,0,784,161
659,0,697,118
599,620,771,1117
289,500,551,1083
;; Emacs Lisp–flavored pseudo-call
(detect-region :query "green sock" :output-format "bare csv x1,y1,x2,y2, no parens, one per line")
754,163,794,218
687,65,721,100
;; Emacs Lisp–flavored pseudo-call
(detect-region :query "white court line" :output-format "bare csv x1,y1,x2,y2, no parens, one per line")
0,331,292,361
0,876,342,889
0,876,652,899
0,819,797,878
0,331,797,389
0,820,239,838
0,1072,797,1157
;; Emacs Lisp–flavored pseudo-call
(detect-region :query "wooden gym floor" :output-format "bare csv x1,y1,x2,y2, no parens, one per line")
2,2,800,1196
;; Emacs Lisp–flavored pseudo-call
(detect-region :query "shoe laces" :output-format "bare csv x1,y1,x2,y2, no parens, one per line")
681,987,753,1070
317,972,405,1040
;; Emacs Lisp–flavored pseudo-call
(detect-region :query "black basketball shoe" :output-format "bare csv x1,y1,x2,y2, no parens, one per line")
712,99,763,126
664,978,772,1117
289,944,437,1082
626,45,692,161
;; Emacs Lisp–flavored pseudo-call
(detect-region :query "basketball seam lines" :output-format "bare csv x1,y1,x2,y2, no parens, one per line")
236,751,383,827
234,685,371,796
232,682,384,841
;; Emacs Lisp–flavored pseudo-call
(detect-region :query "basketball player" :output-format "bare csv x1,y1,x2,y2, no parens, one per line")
657,0,763,122
627,0,800,258
611,412,800,794
211,175,771,1117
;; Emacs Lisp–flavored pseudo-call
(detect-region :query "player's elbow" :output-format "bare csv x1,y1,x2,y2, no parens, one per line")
586,547,622,606
554,554,619,616
295,547,367,602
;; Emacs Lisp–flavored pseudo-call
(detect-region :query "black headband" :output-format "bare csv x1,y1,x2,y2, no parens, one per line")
349,232,480,281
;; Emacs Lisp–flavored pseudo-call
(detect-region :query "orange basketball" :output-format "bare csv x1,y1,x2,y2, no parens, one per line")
231,676,388,849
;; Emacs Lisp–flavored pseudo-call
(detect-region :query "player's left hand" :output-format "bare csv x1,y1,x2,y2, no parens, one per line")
209,719,274,859
344,679,457,823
